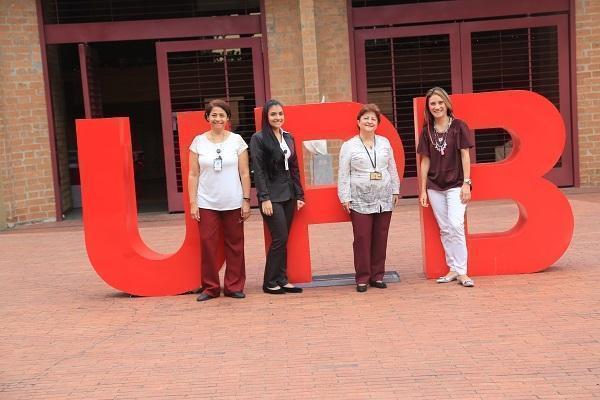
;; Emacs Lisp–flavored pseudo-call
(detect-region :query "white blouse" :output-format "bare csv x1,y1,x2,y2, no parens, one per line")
189,132,248,211
337,135,400,214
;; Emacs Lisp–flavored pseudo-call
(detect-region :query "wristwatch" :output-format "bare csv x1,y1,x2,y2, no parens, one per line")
464,178,472,185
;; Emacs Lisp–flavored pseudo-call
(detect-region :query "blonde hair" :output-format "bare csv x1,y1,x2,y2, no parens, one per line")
423,87,454,127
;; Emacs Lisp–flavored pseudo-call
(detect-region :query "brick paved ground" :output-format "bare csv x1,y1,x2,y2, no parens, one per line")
1,191,599,400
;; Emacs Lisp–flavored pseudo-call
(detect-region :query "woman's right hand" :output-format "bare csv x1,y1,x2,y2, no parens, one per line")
342,202,351,214
191,203,200,221
261,200,273,216
419,192,428,208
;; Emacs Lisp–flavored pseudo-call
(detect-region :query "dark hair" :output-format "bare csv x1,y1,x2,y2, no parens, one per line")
261,98,285,150
259,99,286,177
357,103,381,123
204,99,232,121
261,99,284,135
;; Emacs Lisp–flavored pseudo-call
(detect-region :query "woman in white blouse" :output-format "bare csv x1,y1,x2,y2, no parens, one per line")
338,103,401,293
188,99,251,302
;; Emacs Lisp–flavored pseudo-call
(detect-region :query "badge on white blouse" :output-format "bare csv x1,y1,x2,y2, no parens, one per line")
214,148,223,171
369,171,382,180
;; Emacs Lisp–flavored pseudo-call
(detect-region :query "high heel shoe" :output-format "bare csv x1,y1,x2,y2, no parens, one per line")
282,285,303,293
262,286,285,294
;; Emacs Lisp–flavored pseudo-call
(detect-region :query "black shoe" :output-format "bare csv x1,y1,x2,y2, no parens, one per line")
196,293,216,302
369,280,387,289
356,284,368,293
263,286,285,294
224,291,246,299
282,286,303,293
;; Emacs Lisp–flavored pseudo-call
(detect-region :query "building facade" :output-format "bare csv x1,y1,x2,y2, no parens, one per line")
0,0,598,226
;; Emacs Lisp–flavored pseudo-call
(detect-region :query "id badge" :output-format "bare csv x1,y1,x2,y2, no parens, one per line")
369,171,382,180
213,156,223,171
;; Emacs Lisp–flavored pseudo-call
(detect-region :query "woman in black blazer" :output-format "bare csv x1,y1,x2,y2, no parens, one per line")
250,99,305,295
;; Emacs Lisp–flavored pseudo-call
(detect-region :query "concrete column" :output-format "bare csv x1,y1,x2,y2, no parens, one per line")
264,0,306,105
299,0,320,103
314,0,353,102
264,0,353,105
0,178,7,230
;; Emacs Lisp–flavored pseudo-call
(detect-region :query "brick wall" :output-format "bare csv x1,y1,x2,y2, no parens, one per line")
0,0,56,225
264,0,306,105
265,0,353,105
0,176,6,230
576,0,600,187
314,0,353,102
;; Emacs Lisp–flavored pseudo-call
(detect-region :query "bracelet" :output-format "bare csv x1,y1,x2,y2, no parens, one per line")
243,197,250,201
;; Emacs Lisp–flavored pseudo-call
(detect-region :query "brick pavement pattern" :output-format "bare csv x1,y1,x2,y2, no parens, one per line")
1,192,599,399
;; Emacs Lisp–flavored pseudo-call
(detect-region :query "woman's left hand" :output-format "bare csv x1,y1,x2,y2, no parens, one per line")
241,199,251,221
460,184,471,204
297,200,305,210
393,194,400,207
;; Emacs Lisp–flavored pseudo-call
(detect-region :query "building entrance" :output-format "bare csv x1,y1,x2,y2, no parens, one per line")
156,38,265,211
352,2,574,195
40,0,264,217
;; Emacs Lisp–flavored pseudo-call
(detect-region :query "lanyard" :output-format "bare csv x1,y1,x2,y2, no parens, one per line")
359,135,376,170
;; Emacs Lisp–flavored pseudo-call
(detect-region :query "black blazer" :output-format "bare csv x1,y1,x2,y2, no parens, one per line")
250,130,304,203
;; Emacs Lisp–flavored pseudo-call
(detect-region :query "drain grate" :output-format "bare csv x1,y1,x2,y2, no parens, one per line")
296,271,400,288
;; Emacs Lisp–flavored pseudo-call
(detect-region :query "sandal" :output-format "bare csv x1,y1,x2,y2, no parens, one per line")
436,273,458,283
457,276,475,287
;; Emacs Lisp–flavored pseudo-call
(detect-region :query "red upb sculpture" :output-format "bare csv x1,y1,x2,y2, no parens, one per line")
75,91,573,296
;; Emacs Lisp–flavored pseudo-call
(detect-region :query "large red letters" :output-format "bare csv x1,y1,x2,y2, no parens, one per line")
75,91,573,296
76,116,206,296
415,91,574,278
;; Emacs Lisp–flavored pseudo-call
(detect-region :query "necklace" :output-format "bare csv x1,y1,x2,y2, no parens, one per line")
428,117,452,155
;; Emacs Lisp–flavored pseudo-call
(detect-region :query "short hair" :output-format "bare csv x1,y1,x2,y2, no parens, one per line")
204,99,232,121
357,103,381,123
424,87,454,126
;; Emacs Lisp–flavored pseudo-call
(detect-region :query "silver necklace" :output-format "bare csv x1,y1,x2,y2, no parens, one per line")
429,117,452,155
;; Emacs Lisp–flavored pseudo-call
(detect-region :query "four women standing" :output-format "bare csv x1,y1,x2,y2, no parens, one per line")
337,104,401,292
189,91,474,299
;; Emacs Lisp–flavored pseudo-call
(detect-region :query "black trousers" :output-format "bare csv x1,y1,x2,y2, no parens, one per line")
261,198,296,288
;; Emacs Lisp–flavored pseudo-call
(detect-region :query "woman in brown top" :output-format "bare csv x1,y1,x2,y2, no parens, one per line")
417,87,475,287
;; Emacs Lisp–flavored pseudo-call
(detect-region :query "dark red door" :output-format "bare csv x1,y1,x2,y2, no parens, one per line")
156,37,265,211
460,15,573,186
355,24,462,195
355,15,574,195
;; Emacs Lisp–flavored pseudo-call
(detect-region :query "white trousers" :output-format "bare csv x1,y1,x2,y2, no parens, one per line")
427,187,468,275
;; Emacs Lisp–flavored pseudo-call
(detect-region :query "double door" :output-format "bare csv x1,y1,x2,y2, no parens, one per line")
156,37,266,211
355,15,573,195
77,37,266,212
